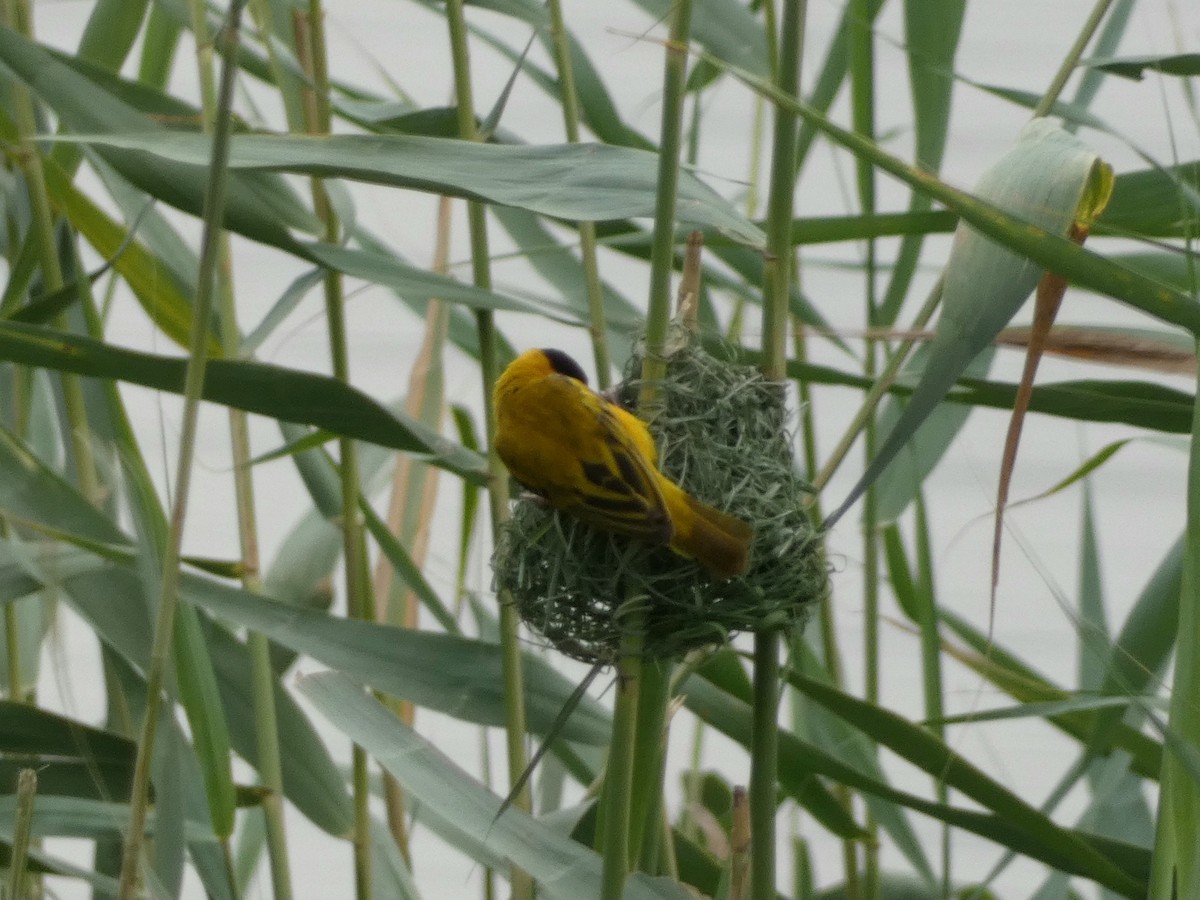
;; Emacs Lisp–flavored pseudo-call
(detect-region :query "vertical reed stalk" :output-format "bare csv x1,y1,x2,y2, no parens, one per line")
235,459,293,899
724,88,766,345
599,4,693,898
182,1,293,894
637,2,693,378
599,625,643,899
791,324,858,892
1151,336,1200,895
680,718,705,844
545,0,611,387
913,501,950,894
443,3,534,897
633,235,702,873
117,4,248,897
760,0,802,373
629,659,671,871
296,4,375,896
6,768,36,900
3,516,21,699
748,634,780,895
0,0,99,505
756,2,805,897
247,0,306,131
730,785,750,899
781,0,855,876
849,0,879,891
4,606,19,701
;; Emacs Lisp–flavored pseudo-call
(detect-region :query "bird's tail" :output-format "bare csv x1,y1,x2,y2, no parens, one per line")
662,482,754,578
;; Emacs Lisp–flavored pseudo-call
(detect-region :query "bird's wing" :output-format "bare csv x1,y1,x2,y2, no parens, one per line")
549,378,673,545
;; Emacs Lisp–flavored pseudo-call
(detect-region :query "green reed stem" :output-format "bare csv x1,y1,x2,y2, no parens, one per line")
0,624,17,705
182,1,293,893
630,659,671,872
599,626,643,900
545,0,611,388
749,635,781,895
295,4,375,896
599,4,693,899
226,185,294,898
444,3,534,898
783,15,858,881
849,0,879,891
760,3,802,380
248,0,306,131
913,502,950,895
725,86,768,345
638,0,693,396
1150,336,1200,895
1033,0,1118,118
243,5,337,889
789,343,860,894
4,559,20,699
6,767,36,900
754,1,804,896
0,0,99,509
116,4,247,897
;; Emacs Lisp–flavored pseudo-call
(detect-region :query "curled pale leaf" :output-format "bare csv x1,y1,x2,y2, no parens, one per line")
828,119,1114,527
990,128,1114,607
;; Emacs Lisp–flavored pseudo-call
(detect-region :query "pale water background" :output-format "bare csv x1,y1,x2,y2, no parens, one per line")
22,0,1200,897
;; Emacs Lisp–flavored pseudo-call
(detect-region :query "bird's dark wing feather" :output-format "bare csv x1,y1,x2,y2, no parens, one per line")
560,390,672,544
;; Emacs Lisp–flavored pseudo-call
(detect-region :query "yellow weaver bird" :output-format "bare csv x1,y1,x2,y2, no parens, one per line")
493,348,753,578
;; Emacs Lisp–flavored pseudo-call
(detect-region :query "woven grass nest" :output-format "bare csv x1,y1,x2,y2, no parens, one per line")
493,331,826,664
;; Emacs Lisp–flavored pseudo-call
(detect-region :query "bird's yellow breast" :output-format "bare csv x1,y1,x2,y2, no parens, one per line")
494,369,604,493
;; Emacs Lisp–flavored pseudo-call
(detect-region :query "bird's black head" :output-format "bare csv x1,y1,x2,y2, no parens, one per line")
540,349,588,385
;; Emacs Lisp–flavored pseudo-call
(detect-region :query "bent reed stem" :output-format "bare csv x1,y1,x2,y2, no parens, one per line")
117,3,249,897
